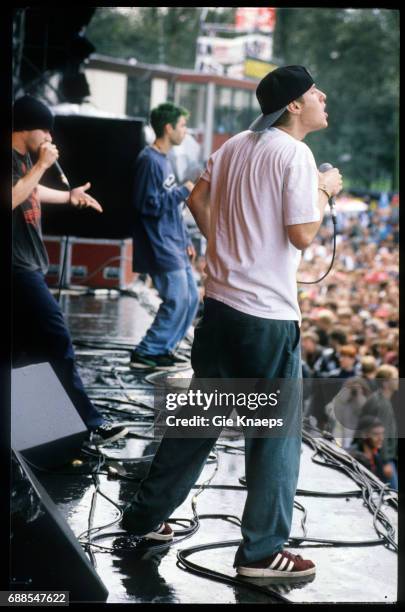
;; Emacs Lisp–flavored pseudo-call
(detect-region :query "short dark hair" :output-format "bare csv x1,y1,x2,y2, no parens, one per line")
355,415,384,437
150,102,189,138
272,95,305,128
329,330,347,346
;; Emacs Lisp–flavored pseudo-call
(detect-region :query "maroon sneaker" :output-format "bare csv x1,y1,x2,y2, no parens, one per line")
144,522,174,542
237,550,316,578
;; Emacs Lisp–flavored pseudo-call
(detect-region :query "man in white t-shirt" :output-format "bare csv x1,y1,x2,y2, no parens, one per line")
122,66,342,580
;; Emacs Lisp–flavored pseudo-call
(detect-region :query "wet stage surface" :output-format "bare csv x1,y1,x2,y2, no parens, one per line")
34,284,397,604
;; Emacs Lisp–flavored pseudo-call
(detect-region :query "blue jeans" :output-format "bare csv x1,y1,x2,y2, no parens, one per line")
386,460,398,490
123,297,302,567
12,269,104,430
137,264,199,356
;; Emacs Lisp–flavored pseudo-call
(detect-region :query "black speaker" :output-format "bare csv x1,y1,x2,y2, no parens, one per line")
11,363,88,469
41,114,145,239
10,450,109,602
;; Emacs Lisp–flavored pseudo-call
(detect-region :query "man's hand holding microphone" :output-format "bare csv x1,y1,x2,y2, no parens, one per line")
318,164,343,220
38,140,103,213
37,140,59,170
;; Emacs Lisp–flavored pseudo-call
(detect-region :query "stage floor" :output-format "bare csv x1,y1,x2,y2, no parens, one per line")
33,284,397,604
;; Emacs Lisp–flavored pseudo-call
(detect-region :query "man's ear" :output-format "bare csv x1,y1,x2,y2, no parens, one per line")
286,99,302,115
164,122,174,136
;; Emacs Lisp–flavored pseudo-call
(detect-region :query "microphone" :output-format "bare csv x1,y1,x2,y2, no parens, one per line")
54,160,71,190
318,162,336,219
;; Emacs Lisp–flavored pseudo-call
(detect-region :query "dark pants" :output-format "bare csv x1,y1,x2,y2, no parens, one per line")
12,269,104,430
123,297,302,566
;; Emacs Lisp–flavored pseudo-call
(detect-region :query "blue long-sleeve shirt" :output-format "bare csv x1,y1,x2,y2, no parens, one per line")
132,146,190,273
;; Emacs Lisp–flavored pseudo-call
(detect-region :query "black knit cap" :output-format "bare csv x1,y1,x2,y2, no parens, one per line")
249,65,314,132
13,95,54,132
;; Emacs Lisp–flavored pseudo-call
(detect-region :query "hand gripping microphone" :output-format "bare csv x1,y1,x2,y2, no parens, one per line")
318,162,336,221
40,140,72,190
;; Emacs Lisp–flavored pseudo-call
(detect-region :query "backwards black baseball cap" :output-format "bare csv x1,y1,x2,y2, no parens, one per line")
249,65,314,132
13,95,54,132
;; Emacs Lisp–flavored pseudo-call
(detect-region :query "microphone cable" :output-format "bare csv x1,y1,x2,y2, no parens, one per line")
57,235,70,303
297,161,338,284
54,161,71,303
297,212,337,284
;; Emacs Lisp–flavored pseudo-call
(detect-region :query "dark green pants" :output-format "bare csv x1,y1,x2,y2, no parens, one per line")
123,297,302,566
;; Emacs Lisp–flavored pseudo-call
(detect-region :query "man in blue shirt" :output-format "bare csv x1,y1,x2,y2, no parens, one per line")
130,103,199,369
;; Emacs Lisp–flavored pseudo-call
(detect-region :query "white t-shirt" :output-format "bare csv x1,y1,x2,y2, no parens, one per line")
200,127,320,322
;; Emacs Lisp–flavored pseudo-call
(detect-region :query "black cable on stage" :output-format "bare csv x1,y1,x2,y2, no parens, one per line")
76,452,131,566
85,390,397,551
176,540,290,604
76,432,397,599
171,431,397,597
91,403,155,421
75,447,293,602
75,455,222,556
172,488,391,604
190,483,363,499
67,341,398,598
302,432,397,551
74,339,134,351
90,396,156,411
90,394,397,550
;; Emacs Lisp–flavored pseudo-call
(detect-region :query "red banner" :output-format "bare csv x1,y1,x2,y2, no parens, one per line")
235,7,276,33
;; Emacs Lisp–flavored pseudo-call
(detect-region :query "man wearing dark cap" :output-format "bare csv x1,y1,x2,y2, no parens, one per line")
122,67,342,577
12,95,128,445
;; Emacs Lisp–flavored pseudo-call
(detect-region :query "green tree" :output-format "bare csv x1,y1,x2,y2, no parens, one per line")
273,8,399,190
86,8,236,69
86,8,237,118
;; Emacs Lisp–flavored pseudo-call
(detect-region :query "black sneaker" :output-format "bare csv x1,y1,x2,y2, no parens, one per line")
121,510,174,540
129,350,189,370
90,423,128,445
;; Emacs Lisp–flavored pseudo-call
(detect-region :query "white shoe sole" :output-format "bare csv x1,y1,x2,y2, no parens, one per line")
144,531,174,541
236,566,316,578
129,361,155,370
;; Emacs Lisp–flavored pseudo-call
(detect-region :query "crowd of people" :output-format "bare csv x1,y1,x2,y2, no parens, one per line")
297,193,399,489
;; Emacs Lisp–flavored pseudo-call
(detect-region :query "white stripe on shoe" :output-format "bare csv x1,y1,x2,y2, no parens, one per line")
278,557,289,571
269,553,282,569
236,550,316,578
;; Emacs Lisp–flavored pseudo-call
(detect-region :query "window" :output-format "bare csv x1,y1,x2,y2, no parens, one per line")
174,82,206,130
126,76,151,120
214,87,260,134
